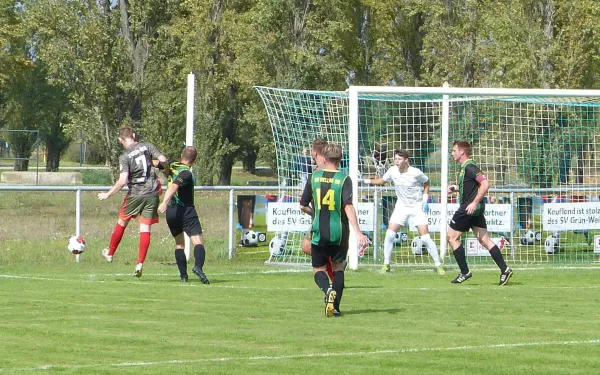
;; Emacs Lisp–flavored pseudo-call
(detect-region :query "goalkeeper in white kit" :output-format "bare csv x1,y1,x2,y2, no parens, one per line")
361,149,444,274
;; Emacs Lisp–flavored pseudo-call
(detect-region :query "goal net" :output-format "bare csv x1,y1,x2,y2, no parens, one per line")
257,85,600,268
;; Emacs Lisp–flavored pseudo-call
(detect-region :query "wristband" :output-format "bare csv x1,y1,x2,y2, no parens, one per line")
364,178,371,184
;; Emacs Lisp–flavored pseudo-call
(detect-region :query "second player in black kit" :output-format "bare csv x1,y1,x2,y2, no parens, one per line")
158,146,210,284
447,140,513,286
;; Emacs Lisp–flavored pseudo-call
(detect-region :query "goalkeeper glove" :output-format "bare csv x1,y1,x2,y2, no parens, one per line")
422,194,429,213
358,171,371,184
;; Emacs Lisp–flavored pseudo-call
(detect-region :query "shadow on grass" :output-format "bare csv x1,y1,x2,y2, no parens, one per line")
342,307,405,315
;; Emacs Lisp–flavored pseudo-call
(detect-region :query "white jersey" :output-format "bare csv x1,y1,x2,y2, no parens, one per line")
382,166,428,206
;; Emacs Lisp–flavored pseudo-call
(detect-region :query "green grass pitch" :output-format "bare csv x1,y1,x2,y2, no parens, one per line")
1,261,599,374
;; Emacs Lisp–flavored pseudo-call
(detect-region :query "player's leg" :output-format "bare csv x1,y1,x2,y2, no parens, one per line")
302,230,335,279
312,245,336,317
135,196,160,277
188,233,209,284
417,224,444,274
301,230,312,255
185,207,210,284
473,224,512,285
414,204,444,274
382,206,406,272
447,210,472,283
330,242,348,317
166,205,188,282
173,233,188,282
104,198,133,262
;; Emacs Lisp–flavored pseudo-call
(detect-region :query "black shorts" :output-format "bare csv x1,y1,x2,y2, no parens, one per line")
165,205,203,237
449,208,487,233
311,231,349,267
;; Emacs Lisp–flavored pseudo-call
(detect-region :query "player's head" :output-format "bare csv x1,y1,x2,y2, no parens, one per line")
393,149,410,169
452,140,471,162
181,146,198,165
323,143,342,166
311,138,328,167
118,127,136,146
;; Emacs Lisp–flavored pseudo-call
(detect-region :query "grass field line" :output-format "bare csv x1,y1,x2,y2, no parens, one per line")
3,270,600,292
5,339,599,372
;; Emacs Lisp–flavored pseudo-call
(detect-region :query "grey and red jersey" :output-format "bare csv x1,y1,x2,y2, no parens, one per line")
119,142,164,197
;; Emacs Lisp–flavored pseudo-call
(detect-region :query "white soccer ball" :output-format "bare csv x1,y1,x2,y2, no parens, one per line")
242,230,259,246
269,236,284,256
411,237,426,255
520,230,535,246
393,232,408,245
67,235,86,254
544,235,560,254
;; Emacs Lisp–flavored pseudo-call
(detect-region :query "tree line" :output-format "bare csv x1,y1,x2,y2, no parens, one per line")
1,0,599,184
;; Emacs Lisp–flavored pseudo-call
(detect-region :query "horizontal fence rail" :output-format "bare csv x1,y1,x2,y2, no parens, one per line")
1,185,599,265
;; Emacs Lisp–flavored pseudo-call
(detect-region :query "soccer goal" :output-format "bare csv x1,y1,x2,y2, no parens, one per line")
256,85,600,269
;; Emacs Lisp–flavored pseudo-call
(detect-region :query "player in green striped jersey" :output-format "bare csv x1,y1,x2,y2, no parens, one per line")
300,143,368,317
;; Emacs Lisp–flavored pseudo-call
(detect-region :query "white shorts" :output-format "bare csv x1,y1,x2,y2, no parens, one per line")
389,204,428,227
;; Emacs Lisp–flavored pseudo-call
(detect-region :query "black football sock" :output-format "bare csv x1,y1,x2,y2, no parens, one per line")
174,248,187,277
488,245,508,272
332,271,345,310
194,244,206,270
314,271,331,294
453,245,470,274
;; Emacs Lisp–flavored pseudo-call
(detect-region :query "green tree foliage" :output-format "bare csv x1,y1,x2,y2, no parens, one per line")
3,0,600,185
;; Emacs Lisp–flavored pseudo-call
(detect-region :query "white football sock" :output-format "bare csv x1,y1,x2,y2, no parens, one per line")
420,233,441,267
383,230,396,265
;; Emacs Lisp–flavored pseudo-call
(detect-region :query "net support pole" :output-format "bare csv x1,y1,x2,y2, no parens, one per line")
348,87,360,270
440,82,450,260
228,188,235,259
75,189,81,237
184,72,195,260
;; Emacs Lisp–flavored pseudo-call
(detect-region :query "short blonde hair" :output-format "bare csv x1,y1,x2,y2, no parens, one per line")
323,143,342,165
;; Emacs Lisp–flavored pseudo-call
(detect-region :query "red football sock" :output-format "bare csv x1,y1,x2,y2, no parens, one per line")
137,232,151,264
108,223,126,255
326,258,335,281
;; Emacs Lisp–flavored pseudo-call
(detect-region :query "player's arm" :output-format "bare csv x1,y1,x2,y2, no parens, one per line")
342,177,369,248
422,179,431,212
153,158,172,177
362,177,386,186
362,166,392,186
299,177,314,217
158,183,179,213
472,177,489,205
465,166,489,214
148,143,169,172
159,170,191,213
98,171,128,200
156,155,169,173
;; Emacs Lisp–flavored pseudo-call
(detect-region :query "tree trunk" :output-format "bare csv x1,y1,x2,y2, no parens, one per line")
539,0,555,88
217,154,234,185
13,153,30,171
10,134,34,171
45,147,61,172
242,151,257,174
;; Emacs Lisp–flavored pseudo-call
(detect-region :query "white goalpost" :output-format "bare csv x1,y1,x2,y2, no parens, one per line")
258,85,600,269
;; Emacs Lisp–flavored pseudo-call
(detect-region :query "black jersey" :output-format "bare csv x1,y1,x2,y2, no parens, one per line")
168,162,195,206
458,159,486,215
